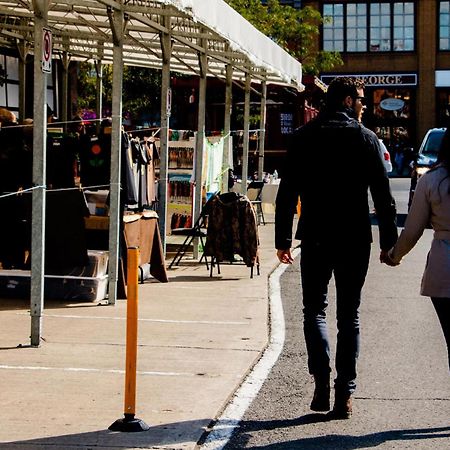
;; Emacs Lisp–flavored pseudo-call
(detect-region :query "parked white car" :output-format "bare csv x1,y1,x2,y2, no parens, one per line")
378,139,392,173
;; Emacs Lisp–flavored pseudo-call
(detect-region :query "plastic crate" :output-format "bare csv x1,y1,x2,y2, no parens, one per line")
0,270,108,301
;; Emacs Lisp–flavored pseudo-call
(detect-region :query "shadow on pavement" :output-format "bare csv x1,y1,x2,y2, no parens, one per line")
226,425,450,450
167,275,241,282
0,419,211,449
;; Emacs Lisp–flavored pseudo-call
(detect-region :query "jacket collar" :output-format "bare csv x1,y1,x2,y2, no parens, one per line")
321,107,358,121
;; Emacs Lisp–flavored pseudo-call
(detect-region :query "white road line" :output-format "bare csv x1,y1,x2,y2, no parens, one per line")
15,313,248,326
200,249,300,450
0,364,197,377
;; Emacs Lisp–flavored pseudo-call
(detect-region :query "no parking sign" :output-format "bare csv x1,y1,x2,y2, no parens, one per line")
42,28,52,73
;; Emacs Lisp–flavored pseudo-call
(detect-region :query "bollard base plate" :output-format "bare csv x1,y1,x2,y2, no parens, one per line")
109,416,150,432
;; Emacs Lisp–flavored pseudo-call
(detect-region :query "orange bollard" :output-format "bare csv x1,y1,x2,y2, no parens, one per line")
124,246,139,417
109,247,149,432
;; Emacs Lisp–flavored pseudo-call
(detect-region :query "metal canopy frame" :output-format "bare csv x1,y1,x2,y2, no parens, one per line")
0,0,303,347
0,0,302,88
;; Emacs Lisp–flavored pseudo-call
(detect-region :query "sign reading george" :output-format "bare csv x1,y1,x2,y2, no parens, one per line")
42,28,52,74
320,73,417,87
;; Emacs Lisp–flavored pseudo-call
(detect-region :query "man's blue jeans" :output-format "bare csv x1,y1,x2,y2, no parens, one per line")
300,240,371,395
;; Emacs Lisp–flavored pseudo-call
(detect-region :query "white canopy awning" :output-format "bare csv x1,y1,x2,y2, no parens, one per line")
0,0,303,89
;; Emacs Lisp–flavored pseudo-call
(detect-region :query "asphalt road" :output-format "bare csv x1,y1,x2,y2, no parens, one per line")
223,178,450,449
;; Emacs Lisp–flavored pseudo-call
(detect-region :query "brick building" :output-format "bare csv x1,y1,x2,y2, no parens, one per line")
267,0,450,152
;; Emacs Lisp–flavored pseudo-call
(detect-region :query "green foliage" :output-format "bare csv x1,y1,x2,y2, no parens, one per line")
225,0,342,75
76,62,162,119
76,62,98,112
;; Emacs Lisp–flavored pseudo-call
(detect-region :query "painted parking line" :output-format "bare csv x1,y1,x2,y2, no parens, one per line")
15,313,249,326
0,364,198,377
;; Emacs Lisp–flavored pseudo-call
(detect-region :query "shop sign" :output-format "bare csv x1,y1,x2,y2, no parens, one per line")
320,73,417,87
280,112,293,135
380,98,405,111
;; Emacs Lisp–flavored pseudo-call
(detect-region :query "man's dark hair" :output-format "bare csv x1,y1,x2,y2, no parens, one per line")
326,77,365,112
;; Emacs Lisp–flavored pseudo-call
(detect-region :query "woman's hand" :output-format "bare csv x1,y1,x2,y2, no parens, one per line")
380,249,399,266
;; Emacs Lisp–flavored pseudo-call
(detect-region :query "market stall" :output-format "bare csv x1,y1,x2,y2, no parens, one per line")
0,0,303,345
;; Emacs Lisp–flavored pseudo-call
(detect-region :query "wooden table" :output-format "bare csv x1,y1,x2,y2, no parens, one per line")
85,212,168,298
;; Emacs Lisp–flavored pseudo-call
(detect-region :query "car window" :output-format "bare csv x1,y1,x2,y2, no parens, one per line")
422,131,444,156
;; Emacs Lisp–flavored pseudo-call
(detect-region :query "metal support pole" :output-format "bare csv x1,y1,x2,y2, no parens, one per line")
158,14,172,255
30,0,48,347
258,79,267,180
193,40,207,259
222,63,233,193
61,45,69,130
107,4,124,305
241,71,251,194
17,36,28,121
95,59,103,135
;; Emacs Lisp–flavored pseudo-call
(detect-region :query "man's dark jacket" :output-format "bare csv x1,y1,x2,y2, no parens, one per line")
275,108,398,251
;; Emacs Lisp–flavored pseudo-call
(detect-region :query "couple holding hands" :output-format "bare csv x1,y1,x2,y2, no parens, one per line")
275,77,449,420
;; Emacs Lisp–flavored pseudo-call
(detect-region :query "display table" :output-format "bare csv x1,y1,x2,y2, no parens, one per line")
122,212,168,283
84,212,168,298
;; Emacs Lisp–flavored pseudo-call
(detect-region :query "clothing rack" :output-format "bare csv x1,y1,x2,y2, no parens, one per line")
204,192,260,278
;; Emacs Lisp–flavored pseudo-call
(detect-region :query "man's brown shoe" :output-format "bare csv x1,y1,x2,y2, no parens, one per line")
327,393,352,420
310,376,330,412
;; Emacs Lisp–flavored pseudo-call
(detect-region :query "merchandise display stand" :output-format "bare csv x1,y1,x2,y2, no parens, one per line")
203,192,260,279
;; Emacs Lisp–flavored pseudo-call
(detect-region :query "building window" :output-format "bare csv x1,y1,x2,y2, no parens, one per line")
393,2,414,51
347,3,367,52
323,3,344,51
370,3,391,51
323,2,415,53
440,1,450,50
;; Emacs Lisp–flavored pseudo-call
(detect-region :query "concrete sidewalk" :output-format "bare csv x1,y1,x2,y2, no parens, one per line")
0,218,279,449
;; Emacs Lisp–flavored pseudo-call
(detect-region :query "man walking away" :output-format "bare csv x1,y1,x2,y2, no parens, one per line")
275,77,398,419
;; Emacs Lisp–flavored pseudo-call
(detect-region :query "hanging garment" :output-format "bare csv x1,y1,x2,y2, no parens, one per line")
204,192,259,267
45,190,90,271
131,138,150,209
145,140,158,204
204,137,224,193
121,133,139,206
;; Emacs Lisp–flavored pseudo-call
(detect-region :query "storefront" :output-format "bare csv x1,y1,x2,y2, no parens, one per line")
436,70,450,127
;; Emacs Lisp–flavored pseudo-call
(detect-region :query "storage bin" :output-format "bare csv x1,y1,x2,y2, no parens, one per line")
45,275,108,301
46,250,109,277
0,270,108,301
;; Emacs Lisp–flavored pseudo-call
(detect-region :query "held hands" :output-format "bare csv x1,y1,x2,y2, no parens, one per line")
277,249,294,264
380,249,399,267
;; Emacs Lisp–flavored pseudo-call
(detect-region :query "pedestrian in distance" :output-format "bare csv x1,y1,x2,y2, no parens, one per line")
275,77,398,419
381,128,450,373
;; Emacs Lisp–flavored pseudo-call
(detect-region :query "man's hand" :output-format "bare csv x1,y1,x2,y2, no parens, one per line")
380,249,399,266
277,249,294,264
